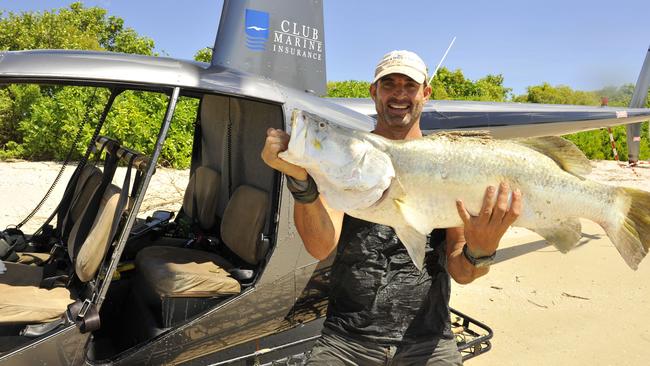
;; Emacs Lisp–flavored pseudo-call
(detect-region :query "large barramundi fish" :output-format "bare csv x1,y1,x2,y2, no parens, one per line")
279,110,650,271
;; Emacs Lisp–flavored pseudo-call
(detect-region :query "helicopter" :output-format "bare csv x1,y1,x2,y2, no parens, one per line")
0,0,649,365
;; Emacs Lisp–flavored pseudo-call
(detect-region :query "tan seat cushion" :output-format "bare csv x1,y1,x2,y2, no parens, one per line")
135,246,240,298
0,284,74,324
16,252,51,266
68,184,122,283
0,262,43,287
221,185,269,265
182,166,221,231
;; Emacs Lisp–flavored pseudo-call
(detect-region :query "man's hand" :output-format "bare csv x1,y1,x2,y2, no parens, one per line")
261,128,308,180
262,128,344,259
455,182,522,257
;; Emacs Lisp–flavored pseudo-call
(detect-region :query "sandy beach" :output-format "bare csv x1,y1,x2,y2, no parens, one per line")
0,160,648,365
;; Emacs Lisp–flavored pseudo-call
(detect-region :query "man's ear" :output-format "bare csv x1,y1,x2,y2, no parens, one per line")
370,82,377,102
423,84,432,99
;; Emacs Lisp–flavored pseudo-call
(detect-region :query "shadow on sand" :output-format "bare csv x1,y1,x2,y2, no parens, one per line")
494,232,604,264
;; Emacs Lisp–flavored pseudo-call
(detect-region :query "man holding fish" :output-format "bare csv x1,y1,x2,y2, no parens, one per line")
262,50,522,365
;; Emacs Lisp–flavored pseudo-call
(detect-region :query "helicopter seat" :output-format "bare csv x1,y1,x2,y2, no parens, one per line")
133,184,269,328
14,164,103,265
123,166,222,259
135,246,240,299
0,183,122,325
181,166,222,232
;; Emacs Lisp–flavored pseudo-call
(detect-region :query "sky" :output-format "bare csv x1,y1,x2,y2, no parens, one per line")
2,0,650,95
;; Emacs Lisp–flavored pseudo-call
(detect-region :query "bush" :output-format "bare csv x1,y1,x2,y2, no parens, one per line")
564,123,649,161
0,85,198,168
0,3,200,167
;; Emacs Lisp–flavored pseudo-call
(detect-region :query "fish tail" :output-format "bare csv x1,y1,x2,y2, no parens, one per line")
603,187,650,270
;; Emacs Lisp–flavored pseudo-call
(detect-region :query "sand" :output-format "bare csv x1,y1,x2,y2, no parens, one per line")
0,160,648,365
0,161,189,233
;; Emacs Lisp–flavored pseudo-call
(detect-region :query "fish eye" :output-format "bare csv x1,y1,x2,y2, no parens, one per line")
318,122,326,128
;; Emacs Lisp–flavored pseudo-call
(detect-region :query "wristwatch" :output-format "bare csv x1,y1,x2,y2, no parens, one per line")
462,243,496,268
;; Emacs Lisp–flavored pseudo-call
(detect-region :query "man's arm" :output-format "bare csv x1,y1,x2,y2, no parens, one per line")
294,196,344,260
261,128,344,260
446,182,522,284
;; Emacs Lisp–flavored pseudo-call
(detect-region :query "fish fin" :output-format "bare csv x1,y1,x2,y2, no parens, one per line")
394,226,428,271
600,187,650,270
530,218,582,253
514,136,591,179
426,130,492,140
393,198,431,235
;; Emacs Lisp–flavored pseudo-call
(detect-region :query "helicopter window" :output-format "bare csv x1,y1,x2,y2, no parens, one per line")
0,82,196,357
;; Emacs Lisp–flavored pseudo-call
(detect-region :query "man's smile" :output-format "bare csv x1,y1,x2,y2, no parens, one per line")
387,101,411,117
388,103,409,109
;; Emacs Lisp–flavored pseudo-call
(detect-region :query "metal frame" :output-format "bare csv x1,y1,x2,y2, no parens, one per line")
95,86,180,309
450,307,493,362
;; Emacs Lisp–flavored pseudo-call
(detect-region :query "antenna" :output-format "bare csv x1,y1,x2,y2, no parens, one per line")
429,36,456,85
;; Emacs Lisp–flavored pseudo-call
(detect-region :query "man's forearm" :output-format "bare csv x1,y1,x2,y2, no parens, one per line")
294,196,341,260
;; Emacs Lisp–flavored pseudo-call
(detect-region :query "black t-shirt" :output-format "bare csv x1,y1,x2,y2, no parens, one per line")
323,215,453,345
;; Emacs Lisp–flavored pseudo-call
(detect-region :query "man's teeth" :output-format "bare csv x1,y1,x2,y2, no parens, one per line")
389,104,408,109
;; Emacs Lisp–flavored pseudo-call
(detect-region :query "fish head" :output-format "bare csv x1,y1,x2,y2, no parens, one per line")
280,110,395,211
282,110,359,169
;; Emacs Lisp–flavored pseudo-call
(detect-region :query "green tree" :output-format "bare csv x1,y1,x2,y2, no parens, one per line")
0,3,198,168
430,67,511,102
514,83,600,105
326,81,371,98
194,47,212,63
0,2,154,54
516,83,649,160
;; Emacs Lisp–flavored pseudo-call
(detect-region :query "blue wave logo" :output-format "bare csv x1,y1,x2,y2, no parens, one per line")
245,9,269,51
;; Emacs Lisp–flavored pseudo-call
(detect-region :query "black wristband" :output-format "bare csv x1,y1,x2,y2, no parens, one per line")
462,243,496,268
286,174,319,204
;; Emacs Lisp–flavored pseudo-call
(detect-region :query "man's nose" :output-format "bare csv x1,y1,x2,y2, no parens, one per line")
391,84,407,97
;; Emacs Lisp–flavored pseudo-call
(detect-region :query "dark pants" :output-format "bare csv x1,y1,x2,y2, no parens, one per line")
305,328,463,366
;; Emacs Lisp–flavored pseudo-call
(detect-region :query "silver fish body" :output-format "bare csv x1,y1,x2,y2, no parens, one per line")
280,110,650,270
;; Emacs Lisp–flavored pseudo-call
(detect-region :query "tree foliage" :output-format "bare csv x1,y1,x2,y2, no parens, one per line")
326,80,371,98
514,83,600,105
0,3,197,168
515,83,649,160
0,2,154,54
326,68,511,102
430,67,511,102
193,47,212,63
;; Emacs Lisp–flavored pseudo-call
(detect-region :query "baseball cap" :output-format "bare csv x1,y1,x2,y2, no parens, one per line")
373,50,429,84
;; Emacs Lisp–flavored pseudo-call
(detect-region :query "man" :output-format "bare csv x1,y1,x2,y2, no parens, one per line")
261,50,522,365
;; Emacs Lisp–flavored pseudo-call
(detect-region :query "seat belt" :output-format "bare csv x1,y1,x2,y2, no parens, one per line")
109,153,137,243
